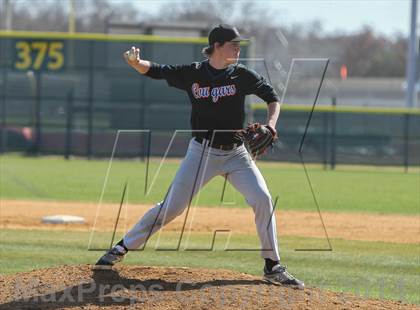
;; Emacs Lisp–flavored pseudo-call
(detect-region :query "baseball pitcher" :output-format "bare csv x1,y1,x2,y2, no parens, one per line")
95,24,304,290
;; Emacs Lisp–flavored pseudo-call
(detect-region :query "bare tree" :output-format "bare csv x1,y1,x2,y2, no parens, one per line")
11,0,67,31
162,0,234,24
4,0,139,33
75,0,138,32
341,27,406,77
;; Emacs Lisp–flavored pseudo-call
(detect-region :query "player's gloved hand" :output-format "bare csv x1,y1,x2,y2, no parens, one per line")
123,46,140,65
235,123,278,158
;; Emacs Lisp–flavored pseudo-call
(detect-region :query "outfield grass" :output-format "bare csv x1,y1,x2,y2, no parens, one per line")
1,155,418,214
0,229,418,304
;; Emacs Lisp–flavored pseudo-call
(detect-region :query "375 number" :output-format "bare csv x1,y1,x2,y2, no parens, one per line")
15,41,64,70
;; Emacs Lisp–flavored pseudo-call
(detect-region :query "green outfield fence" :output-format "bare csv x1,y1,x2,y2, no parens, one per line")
0,31,419,169
251,103,420,169
0,30,219,158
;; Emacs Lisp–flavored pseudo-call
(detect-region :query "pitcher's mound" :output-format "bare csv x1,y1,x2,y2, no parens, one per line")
0,265,416,309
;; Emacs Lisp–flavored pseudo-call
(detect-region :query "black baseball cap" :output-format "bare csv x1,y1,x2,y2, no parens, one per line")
208,24,249,45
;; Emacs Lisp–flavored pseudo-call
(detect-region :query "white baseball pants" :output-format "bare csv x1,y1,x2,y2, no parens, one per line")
124,138,280,261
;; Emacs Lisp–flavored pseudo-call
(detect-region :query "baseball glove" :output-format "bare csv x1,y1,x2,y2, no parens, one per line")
236,123,277,158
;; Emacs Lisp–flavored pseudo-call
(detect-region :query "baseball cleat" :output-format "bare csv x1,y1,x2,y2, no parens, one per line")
94,245,126,270
263,264,305,290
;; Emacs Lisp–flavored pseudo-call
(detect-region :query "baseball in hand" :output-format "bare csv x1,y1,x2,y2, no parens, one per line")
128,50,136,61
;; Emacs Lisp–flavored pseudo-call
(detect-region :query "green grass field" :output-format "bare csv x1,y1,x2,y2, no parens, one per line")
1,155,419,305
0,229,418,304
1,154,419,214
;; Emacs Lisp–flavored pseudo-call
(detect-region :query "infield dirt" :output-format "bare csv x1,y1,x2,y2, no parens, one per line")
0,199,418,244
0,264,418,310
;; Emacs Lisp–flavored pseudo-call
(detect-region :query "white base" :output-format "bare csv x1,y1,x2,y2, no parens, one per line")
41,215,86,224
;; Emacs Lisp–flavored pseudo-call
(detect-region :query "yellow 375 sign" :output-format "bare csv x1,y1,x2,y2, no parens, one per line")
14,40,65,71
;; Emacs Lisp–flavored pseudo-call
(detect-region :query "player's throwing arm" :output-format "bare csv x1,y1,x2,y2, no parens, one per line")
123,46,151,75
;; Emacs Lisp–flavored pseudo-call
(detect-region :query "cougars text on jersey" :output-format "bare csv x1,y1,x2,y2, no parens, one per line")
191,83,236,103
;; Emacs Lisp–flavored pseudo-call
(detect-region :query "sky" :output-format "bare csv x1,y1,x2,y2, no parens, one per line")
135,0,413,36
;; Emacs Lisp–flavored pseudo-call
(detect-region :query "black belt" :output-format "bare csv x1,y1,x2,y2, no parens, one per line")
194,137,242,151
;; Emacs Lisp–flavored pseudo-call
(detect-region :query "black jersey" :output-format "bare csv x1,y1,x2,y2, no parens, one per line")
145,60,280,144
